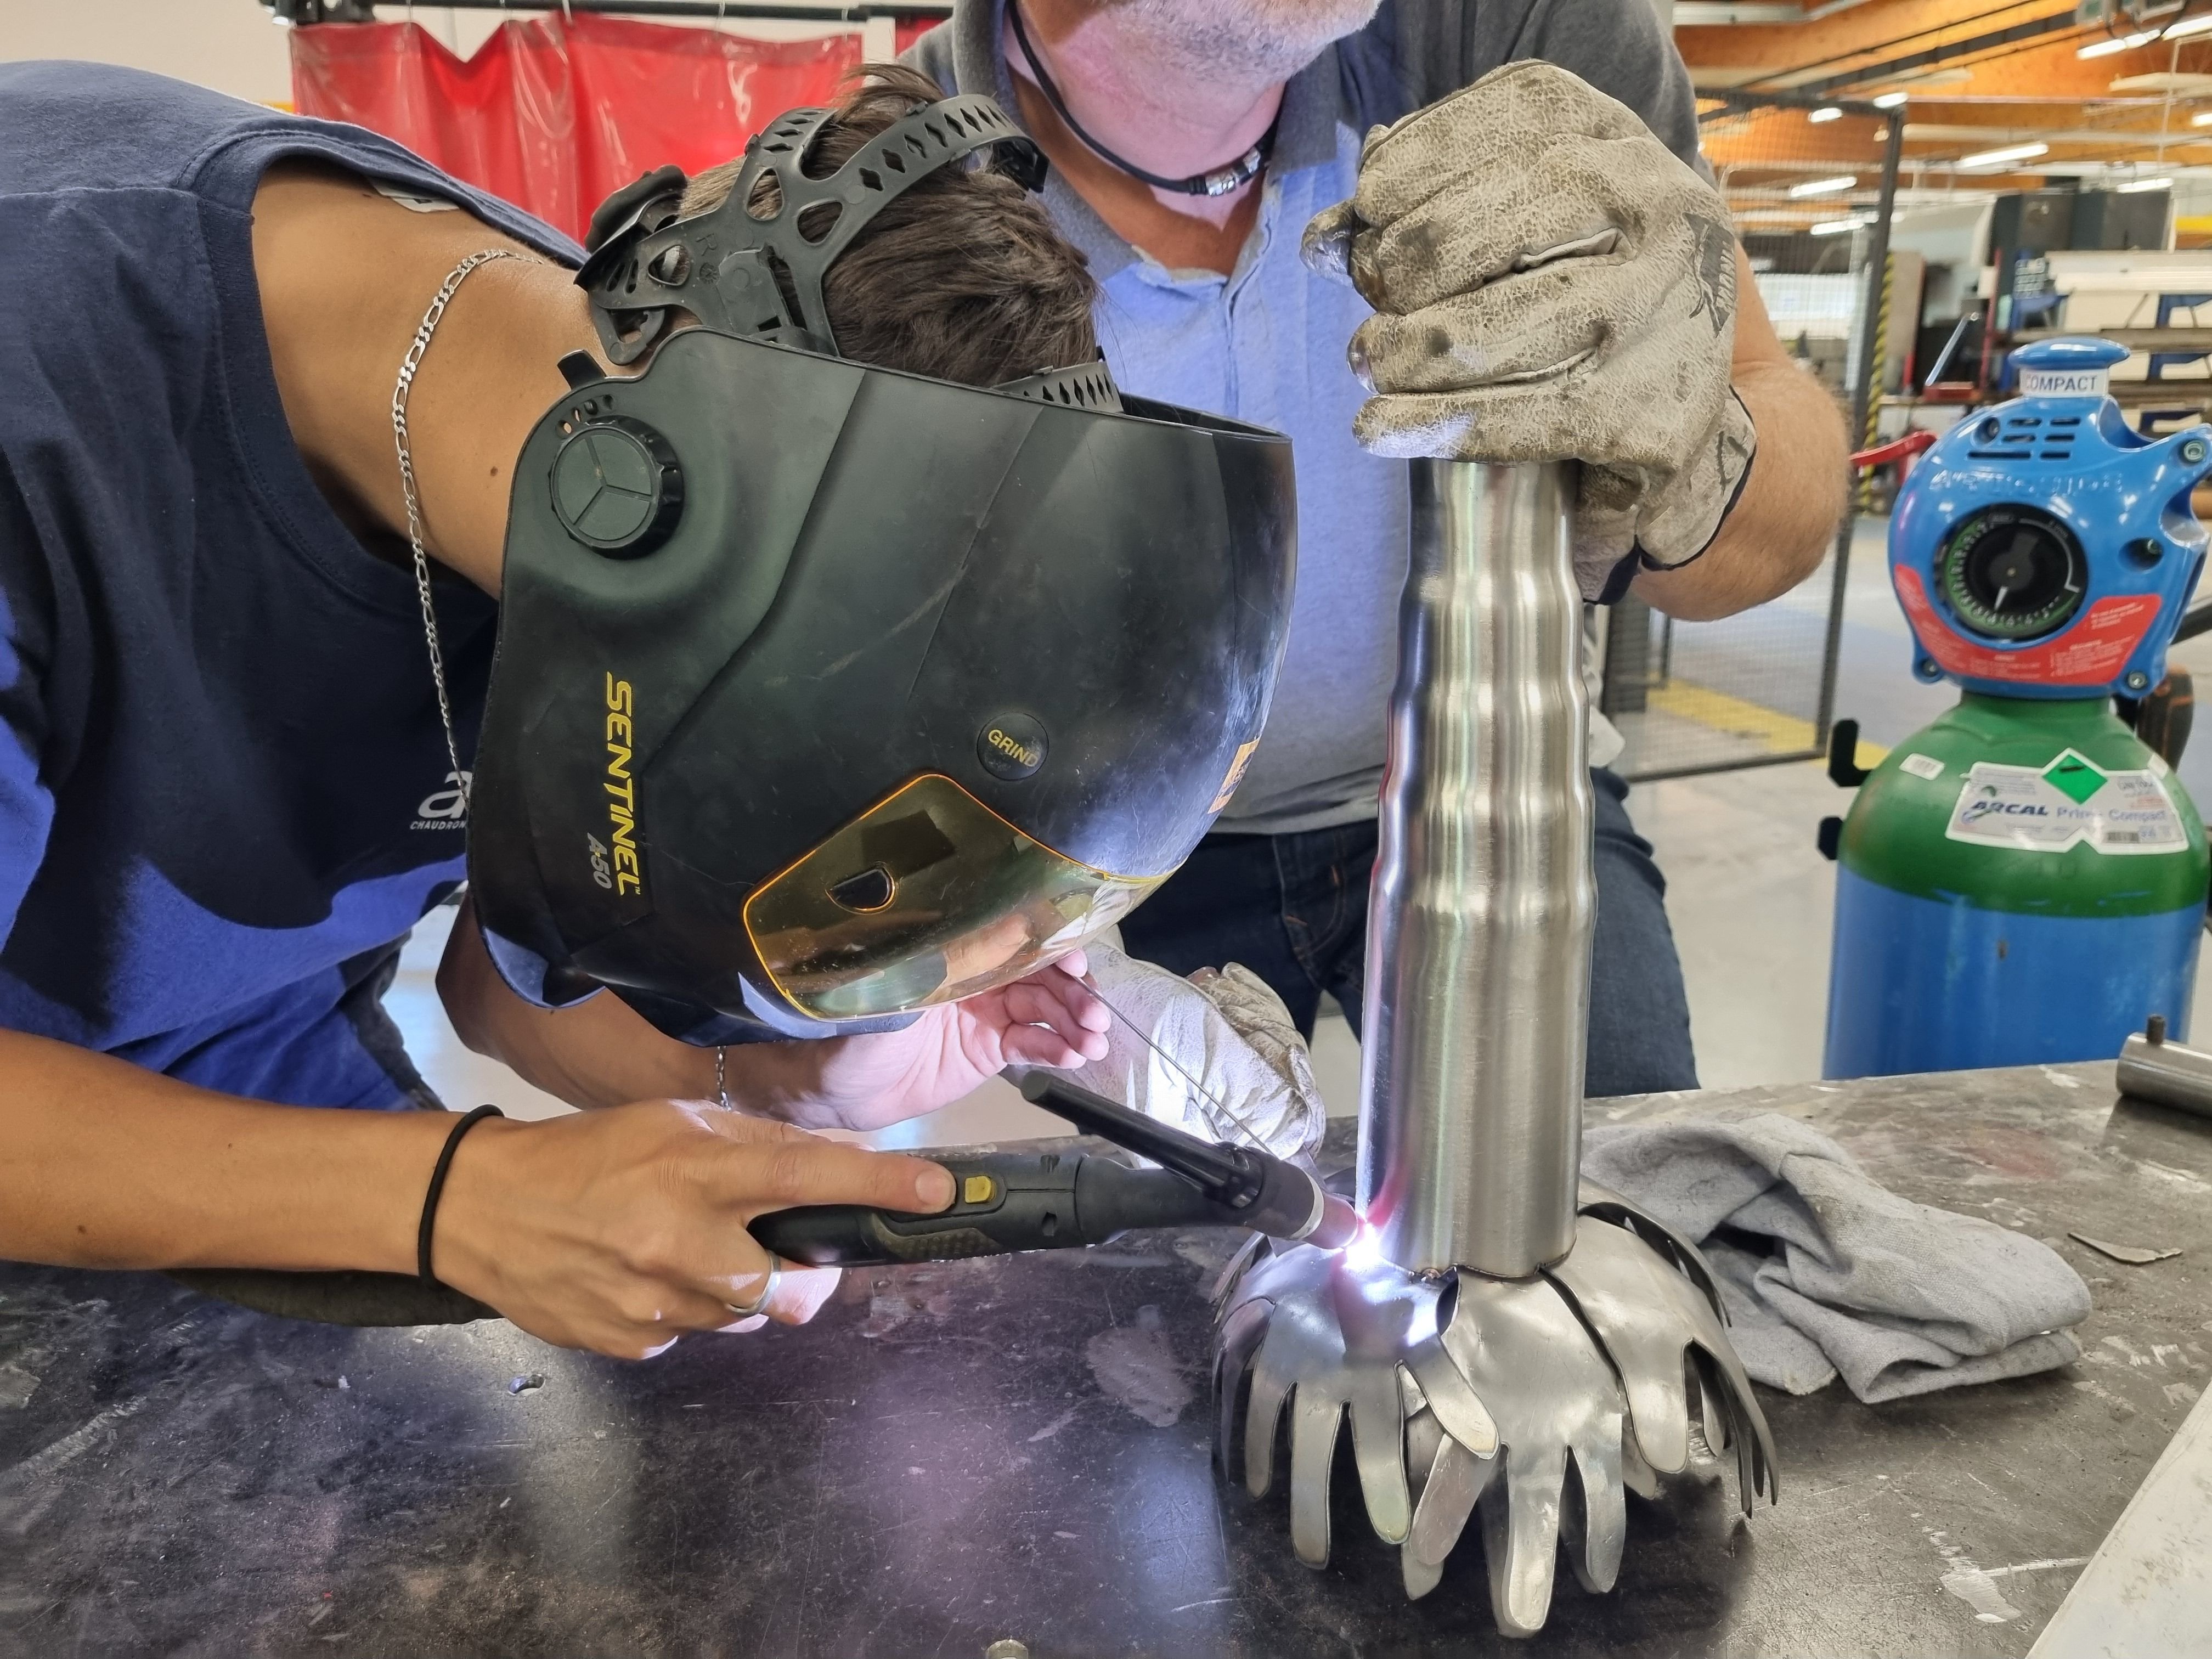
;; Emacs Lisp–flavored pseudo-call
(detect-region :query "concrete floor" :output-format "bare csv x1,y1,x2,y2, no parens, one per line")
388,515,2212,1139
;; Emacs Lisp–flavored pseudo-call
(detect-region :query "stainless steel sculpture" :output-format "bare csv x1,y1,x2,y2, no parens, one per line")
1357,459,1592,1279
1212,461,1779,1635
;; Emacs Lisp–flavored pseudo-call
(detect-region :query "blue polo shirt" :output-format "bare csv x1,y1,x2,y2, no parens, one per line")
0,62,578,1109
911,0,1706,831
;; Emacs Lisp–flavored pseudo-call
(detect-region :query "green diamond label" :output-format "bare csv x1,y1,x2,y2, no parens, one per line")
1947,751,2184,855
2042,750,2107,805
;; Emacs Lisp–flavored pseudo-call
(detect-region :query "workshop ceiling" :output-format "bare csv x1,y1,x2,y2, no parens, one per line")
1681,1,2212,207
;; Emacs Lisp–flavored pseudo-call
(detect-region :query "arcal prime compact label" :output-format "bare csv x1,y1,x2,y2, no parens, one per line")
1944,748,2185,856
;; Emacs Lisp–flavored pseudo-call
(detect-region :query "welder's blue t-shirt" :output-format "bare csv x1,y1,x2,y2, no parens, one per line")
0,62,580,1108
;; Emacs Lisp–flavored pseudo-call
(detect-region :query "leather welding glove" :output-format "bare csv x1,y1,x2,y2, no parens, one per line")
1302,60,1757,603
1014,943,1327,1163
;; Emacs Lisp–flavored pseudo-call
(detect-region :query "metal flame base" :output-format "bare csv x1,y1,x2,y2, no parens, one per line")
1212,1182,1779,1636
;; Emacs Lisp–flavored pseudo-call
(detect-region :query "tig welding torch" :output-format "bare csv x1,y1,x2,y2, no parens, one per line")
748,1075,1361,1268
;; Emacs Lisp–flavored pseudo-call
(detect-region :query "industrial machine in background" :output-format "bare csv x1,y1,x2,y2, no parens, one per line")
1907,184,2174,411
1824,336,2212,1078
1986,185,2174,338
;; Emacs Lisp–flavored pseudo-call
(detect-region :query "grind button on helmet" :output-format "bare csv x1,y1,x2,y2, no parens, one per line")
469,94,1296,1043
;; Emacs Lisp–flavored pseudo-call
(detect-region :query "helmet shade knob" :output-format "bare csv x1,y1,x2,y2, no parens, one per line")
551,417,686,557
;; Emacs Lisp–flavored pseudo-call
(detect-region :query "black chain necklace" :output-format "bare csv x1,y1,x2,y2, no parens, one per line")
1006,1,1278,199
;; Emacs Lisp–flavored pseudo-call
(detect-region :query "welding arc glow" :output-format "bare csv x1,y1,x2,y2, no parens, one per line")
1342,1221,1385,1271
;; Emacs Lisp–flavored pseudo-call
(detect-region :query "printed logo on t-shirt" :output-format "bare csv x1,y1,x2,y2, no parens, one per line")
412,771,470,831
371,179,461,215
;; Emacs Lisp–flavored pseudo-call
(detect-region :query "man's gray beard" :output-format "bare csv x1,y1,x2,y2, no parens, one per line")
1086,0,1384,85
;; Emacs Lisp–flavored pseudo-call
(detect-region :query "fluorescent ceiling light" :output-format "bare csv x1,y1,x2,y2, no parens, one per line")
1872,92,1909,109
1959,141,2050,170
1808,105,1843,123
2118,176,2175,191
2080,29,2159,57
2194,110,2212,125
1788,175,1859,197
2112,71,2212,89
1809,215,1874,236
2168,13,2212,37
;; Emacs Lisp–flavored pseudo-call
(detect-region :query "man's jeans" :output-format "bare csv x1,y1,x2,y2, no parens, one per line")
1120,768,1699,1099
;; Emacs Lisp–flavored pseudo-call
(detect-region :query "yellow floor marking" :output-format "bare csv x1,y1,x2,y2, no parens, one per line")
1643,680,1887,766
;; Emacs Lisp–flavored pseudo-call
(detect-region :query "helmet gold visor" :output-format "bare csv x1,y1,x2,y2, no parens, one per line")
743,775,1164,1022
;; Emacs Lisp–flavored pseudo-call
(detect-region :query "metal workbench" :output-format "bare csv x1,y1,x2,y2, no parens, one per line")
2,1061,2207,1658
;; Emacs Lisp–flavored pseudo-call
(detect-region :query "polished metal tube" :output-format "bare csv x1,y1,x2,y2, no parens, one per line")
2118,1028,2212,1122
1356,461,1594,1278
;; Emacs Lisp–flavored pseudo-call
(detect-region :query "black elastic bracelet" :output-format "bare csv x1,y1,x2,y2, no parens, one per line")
418,1104,505,1289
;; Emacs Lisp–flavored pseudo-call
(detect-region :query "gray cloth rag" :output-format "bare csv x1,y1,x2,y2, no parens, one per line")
1582,1112,2091,1403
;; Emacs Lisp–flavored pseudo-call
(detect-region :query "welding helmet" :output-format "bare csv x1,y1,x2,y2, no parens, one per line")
467,94,1297,1042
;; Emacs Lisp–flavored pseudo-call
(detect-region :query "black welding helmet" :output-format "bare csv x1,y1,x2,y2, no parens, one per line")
467,94,1297,1042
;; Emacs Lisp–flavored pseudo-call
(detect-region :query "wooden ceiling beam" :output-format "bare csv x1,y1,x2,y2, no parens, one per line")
1675,0,2074,81
1681,28,2212,122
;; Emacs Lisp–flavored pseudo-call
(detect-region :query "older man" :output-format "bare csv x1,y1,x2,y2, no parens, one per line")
910,0,1846,1097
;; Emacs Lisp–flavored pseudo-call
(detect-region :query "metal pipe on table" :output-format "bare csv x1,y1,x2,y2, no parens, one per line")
2118,1015,2212,1122
1356,460,1593,1279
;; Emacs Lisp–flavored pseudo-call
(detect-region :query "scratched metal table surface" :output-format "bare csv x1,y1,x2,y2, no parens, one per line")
2,1061,2208,1659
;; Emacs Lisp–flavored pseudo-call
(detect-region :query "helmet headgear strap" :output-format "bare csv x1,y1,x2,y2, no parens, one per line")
578,94,1048,366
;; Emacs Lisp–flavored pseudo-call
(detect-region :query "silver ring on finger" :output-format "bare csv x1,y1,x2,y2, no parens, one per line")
725,1252,783,1320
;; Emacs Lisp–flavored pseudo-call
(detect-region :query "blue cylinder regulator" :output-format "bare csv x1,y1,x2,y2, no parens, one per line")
1888,337,2211,698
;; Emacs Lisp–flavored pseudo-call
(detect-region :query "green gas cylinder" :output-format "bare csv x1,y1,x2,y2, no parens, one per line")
1825,693,2208,1075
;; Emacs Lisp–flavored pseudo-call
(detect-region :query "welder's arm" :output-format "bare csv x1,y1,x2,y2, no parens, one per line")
1637,264,1847,621
0,1024,954,1357
437,898,1109,1128
1304,60,1844,619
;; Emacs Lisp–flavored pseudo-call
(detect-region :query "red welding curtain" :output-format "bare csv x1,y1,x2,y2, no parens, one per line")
292,14,941,242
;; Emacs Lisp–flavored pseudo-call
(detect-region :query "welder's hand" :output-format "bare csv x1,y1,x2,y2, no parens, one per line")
744,953,1111,1133
432,1100,955,1358
1010,944,1325,1161
1302,60,1756,602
